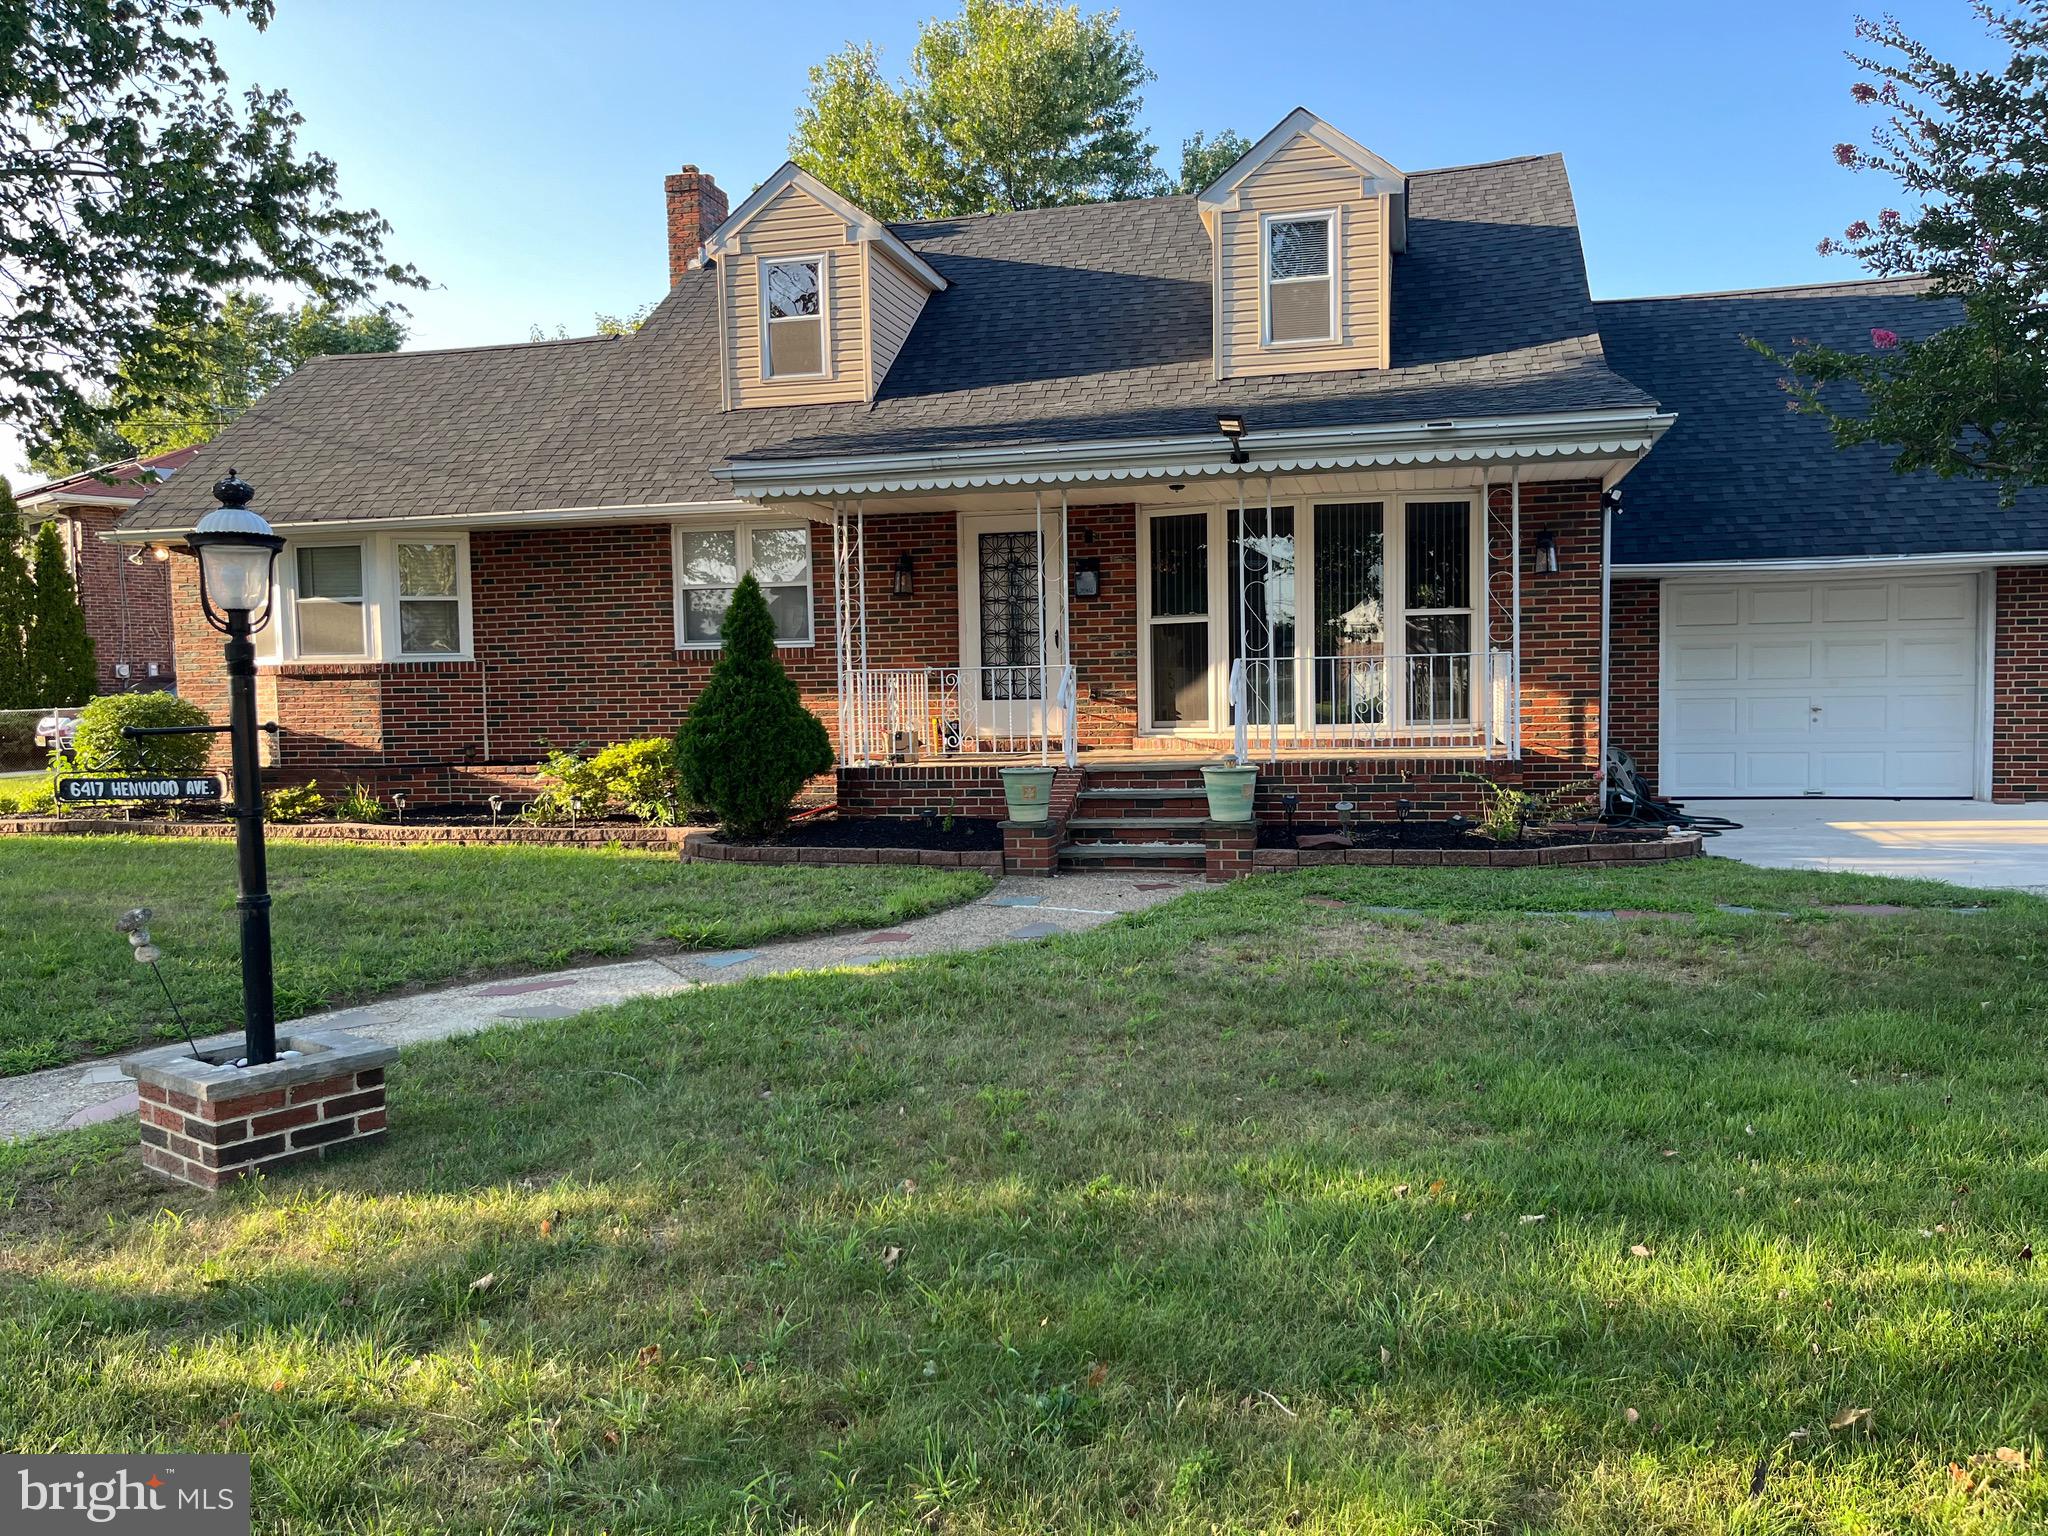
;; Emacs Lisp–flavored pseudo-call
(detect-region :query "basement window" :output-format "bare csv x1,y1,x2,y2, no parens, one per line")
762,257,826,378
1264,213,1335,345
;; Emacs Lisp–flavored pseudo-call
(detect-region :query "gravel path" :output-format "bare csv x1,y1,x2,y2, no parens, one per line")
0,873,1195,1143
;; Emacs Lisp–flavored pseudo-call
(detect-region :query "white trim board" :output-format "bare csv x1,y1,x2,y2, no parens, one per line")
1617,551,2048,576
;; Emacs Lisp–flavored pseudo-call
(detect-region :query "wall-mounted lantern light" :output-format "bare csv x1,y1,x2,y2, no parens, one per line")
1074,556,1101,599
1533,529,1559,574
1216,412,1249,464
892,551,915,597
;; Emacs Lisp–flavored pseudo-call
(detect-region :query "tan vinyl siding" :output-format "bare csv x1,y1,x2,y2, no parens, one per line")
867,246,930,394
1217,134,1390,380
726,184,868,408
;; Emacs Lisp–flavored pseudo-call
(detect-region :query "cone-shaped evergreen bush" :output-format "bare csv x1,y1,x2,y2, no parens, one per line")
26,518,96,705
0,480,32,708
676,573,832,836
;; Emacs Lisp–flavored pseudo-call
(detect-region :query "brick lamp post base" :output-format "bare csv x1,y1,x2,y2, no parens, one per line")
120,1029,396,1191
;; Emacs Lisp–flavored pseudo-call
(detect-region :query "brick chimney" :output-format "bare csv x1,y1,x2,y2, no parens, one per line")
665,165,728,285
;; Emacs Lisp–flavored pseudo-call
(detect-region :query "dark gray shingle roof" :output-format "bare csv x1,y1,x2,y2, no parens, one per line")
121,154,1651,531
1599,279,2048,564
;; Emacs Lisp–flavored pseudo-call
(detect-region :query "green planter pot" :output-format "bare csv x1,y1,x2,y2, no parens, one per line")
1202,763,1259,823
999,766,1059,824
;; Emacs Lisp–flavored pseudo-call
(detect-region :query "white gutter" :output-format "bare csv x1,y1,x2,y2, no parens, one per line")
713,409,1676,498
104,497,763,543
1613,550,2048,576
18,492,140,512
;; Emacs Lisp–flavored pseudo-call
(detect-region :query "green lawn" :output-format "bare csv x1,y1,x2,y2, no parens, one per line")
0,835,988,1075
4,858,2046,1532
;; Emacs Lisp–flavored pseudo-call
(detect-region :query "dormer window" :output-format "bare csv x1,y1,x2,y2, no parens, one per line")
763,257,826,378
1264,214,1334,345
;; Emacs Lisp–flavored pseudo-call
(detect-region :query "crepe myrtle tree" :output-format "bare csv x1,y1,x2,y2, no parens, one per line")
676,574,833,838
1758,4,2048,500
2,1,423,459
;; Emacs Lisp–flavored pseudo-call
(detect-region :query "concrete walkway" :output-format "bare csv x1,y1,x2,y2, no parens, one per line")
1699,799,2048,891
1,872,1195,1144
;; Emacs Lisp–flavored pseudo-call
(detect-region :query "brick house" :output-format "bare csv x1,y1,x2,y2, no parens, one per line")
17,446,195,694
110,109,2048,866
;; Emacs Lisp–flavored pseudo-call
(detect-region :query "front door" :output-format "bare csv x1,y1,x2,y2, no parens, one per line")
958,512,1066,746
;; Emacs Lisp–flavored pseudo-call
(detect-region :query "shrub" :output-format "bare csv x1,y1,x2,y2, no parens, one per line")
590,737,686,824
71,692,212,776
520,746,606,825
676,575,832,837
265,780,328,823
1466,774,1597,842
0,776,55,816
26,519,96,705
335,782,386,823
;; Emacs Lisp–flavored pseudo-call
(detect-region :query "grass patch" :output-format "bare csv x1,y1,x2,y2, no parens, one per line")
0,835,987,1075
3,859,2045,1531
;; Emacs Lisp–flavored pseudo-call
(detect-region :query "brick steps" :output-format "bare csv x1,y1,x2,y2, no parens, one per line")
1066,816,1207,833
1060,764,1213,869
1056,840,1206,872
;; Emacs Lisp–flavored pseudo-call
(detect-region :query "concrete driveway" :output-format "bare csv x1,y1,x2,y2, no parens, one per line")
1695,799,2048,890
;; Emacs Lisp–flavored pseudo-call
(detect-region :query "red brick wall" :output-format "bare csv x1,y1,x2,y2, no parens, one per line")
55,505,176,693
1068,503,1139,746
1608,577,1661,795
1485,479,1606,793
1993,566,2048,801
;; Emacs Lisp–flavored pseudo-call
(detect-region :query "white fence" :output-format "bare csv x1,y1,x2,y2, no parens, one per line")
1232,649,1520,761
843,664,1078,766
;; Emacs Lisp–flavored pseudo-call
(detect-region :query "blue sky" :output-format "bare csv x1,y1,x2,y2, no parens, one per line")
4,0,2002,479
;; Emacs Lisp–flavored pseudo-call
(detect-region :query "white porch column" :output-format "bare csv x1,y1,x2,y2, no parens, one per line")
1510,469,1523,759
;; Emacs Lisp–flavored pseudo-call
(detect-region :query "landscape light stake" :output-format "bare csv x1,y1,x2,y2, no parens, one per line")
184,471,286,1067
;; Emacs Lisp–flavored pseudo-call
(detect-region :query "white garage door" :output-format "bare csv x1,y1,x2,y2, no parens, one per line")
1661,575,1982,797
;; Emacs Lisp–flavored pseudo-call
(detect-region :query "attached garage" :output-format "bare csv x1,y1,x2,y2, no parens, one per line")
1660,574,1985,798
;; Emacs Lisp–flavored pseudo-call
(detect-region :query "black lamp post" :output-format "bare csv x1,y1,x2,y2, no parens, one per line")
186,471,285,1066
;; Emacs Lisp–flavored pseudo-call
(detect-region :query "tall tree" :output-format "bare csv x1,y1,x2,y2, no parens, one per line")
31,293,406,475
0,480,31,709
1175,128,1254,193
2,1,422,462
25,520,95,706
791,0,1162,219
1763,3,2048,498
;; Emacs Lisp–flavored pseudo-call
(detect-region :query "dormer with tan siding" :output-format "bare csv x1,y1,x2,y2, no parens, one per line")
697,164,948,411
1198,109,1407,382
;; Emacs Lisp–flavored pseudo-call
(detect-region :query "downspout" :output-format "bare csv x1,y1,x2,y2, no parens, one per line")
1510,469,1522,759
1598,490,1613,815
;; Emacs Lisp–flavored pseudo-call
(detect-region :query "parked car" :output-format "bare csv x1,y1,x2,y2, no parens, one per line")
33,708,80,752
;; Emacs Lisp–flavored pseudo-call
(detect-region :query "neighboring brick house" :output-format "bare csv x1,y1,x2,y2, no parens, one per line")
109,107,2048,870
17,446,197,694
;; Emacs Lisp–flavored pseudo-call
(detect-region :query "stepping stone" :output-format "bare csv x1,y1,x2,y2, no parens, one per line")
479,977,571,997
1571,910,1618,922
992,895,1043,908
1949,906,1991,915
1362,905,1425,916
63,1090,137,1130
1135,882,1181,891
695,950,759,969
1613,909,1691,922
1304,896,1348,908
1297,834,1353,850
1715,904,1759,915
862,931,912,943
80,1063,128,1085
1010,922,1062,939
495,1005,579,1021
1822,903,1914,916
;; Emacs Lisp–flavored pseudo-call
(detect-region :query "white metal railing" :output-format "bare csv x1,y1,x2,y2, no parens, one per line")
1233,649,1520,758
844,664,1078,767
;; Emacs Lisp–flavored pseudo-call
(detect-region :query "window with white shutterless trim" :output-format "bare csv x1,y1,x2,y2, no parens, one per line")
1263,212,1336,345
761,256,827,379
267,533,473,663
672,522,815,648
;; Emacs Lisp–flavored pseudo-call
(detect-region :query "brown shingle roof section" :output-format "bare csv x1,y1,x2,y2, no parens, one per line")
120,155,1653,532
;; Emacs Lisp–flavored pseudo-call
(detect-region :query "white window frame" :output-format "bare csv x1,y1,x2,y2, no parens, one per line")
1260,209,1339,348
758,253,831,381
263,531,473,664
671,519,816,651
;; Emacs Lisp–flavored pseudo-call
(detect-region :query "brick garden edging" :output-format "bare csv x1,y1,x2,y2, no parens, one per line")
1226,831,1706,877
677,828,1004,872
0,816,692,849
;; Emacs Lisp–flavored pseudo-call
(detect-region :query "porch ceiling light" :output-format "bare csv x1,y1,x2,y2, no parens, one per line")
1216,412,1249,464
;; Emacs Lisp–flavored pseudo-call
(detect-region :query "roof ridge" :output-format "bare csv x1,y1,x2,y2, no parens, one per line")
1596,275,1932,305
301,332,624,365
1409,151,1561,177
889,193,1194,236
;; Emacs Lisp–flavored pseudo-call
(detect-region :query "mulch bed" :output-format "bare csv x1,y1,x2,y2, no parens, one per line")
1259,821,1668,852
715,815,1005,852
